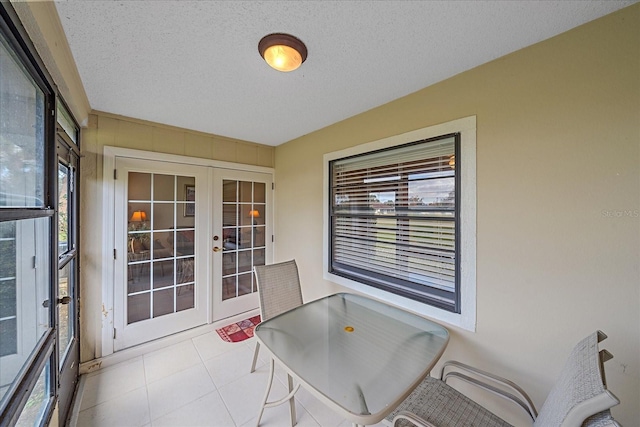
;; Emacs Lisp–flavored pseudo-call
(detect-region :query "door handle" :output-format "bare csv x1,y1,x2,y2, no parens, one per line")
212,247,222,252
42,296,71,308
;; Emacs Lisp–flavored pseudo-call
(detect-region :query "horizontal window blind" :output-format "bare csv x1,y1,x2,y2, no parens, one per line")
329,134,460,311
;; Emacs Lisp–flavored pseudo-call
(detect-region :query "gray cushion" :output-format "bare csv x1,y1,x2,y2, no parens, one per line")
386,376,513,427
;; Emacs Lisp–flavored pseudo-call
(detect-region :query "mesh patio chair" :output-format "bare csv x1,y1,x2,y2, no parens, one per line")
250,259,303,373
387,331,621,427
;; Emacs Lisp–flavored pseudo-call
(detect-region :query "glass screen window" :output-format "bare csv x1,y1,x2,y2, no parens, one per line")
14,359,51,426
1,5,63,424
0,34,45,208
0,218,51,404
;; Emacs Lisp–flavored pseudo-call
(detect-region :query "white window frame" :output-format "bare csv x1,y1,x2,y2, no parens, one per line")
323,116,476,331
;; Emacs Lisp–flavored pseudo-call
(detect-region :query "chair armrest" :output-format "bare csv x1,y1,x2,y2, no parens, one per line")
392,410,437,427
440,360,538,421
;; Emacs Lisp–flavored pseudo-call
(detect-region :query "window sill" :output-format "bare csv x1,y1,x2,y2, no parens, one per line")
324,271,476,332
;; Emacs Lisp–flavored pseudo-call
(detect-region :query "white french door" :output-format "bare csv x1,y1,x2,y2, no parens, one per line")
212,169,272,321
113,158,209,350
108,152,274,351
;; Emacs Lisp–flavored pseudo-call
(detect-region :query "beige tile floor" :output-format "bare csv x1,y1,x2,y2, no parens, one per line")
69,328,389,427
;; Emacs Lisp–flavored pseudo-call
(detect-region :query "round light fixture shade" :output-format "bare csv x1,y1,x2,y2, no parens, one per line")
259,33,307,72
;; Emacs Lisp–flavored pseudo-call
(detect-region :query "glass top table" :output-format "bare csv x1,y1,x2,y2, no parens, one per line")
254,292,449,426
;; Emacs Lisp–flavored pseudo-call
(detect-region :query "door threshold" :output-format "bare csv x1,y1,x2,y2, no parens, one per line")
81,308,259,376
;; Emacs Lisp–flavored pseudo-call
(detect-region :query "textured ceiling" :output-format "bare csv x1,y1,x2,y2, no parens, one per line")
53,0,635,146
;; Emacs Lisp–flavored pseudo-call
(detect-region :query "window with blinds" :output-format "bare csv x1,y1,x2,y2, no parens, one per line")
329,133,460,312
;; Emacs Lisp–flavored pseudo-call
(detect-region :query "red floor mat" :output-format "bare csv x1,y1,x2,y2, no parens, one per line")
215,315,261,343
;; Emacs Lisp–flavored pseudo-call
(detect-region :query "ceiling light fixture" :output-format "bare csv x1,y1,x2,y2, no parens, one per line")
258,33,307,72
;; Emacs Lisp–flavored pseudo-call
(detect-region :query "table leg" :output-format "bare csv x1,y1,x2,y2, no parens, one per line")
255,358,300,427
250,342,261,373
287,374,296,427
255,358,276,427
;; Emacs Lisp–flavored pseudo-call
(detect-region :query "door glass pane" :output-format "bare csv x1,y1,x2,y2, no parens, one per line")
176,285,194,311
0,35,45,208
58,261,73,367
221,180,266,300
254,183,266,203
222,276,236,301
239,181,252,203
0,218,50,405
254,248,265,268
153,203,174,231
128,172,151,200
177,257,194,284
238,273,252,297
153,174,175,201
58,164,69,254
127,293,150,324
223,180,237,203
127,172,196,324
222,252,236,276
15,360,51,426
223,205,237,228
153,288,173,317
175,230,194,256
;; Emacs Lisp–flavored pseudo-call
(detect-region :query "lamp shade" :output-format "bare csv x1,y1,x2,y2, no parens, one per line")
259,33,307,72
130,210,147,222
249,210,260,218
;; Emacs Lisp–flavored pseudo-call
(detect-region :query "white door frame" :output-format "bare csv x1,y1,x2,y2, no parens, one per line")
100,147,274,358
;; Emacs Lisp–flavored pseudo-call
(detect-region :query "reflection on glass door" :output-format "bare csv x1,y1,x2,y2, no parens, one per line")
222,180,266,300
126,173,196,324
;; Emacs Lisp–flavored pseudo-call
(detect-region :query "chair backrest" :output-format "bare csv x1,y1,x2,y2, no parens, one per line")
254,260,303,321
534,331,620,427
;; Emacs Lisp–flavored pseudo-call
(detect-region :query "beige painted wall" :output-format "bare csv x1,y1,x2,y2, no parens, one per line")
9,0,638,423
274,5,639,425
79,112,274,362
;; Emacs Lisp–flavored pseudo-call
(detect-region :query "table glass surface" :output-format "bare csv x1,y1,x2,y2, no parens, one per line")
255,293,449,420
